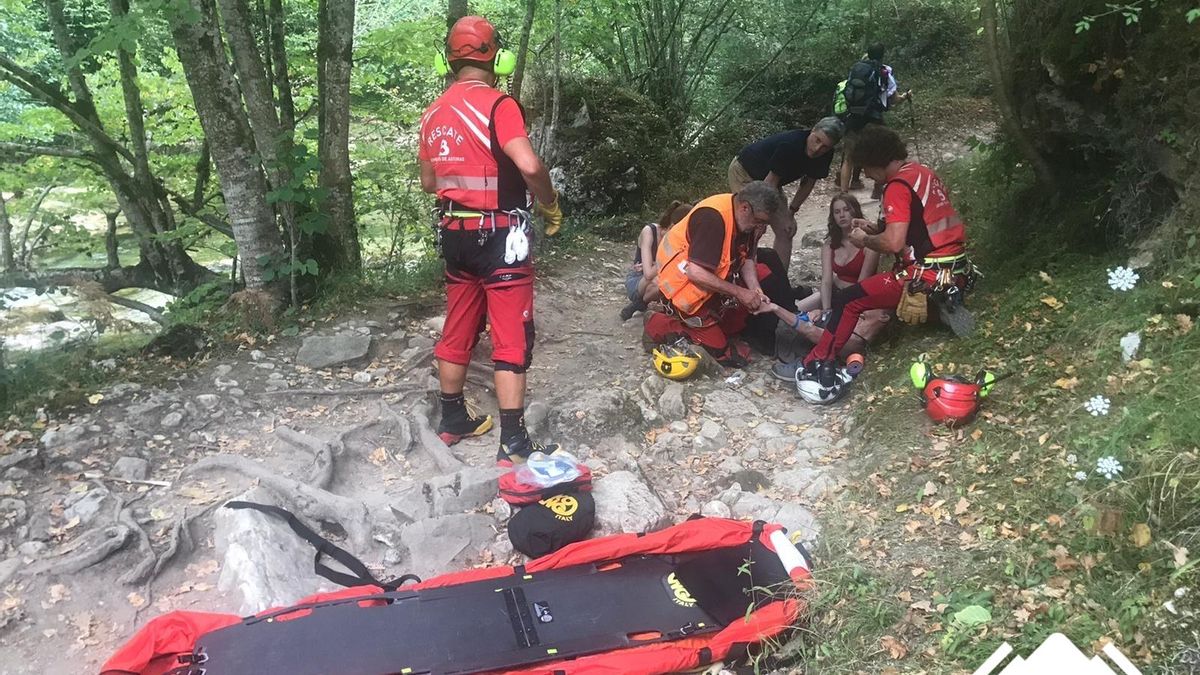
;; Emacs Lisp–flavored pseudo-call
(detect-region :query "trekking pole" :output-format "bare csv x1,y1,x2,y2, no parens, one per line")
906,94,924,164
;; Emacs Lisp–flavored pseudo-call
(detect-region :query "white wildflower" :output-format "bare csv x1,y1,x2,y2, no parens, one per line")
1107,266,1139,292
1066,453,1078,466
1074,471,1088,482
1084,395,1111,416
1096,456,1123,480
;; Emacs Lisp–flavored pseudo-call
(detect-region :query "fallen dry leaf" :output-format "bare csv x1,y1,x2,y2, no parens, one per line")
1038,271,1053,284
954,497,970,515
127,592,147,608
880,635,909,660
1040,296,1065,310
1053,377,1080,391
922,481,938,497
1130,523,1152,548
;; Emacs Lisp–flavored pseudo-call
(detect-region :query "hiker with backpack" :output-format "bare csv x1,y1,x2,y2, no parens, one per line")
727,116,845,271
836,43,912,198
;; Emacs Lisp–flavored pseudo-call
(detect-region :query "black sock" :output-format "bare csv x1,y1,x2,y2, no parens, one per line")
440,391,467,424
499,408,527,445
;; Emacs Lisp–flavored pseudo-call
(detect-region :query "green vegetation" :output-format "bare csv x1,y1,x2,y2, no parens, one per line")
791,146,1199,673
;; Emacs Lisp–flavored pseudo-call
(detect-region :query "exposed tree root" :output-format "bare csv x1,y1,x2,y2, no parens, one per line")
117,506,156,586
183,454,374,550
275,426,336,490
23,525,131,577
380,404,415,457
411,402,466,473
152,503,218,580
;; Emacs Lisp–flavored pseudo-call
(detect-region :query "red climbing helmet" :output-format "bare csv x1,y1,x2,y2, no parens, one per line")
922,377,982,426
447,15,500,63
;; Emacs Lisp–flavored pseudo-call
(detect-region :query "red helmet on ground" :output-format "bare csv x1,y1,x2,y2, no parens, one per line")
922,377,982,426
447,15,500,63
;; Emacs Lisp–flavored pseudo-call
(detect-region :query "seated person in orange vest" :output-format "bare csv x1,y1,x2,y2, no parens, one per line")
419,15,564,464
644,182,788,367
797,125,969,398
727,117,844,270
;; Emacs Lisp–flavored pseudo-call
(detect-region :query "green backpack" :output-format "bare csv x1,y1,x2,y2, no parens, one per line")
833,80,848,116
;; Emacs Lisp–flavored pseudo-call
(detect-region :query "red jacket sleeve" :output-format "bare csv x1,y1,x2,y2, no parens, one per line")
882,181,911,225
493,97,528,148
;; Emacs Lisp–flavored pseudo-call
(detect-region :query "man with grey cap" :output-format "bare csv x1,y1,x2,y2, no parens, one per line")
728,116,845,269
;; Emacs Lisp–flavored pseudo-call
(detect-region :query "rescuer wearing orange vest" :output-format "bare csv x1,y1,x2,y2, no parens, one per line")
419,16,564,465
648,181,787,365
798,125,971,400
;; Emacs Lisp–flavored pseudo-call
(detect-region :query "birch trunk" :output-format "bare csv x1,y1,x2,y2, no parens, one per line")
170,0,284,292
315,0,361,274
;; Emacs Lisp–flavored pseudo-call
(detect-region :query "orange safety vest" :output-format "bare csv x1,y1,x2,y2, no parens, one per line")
656,194,737,316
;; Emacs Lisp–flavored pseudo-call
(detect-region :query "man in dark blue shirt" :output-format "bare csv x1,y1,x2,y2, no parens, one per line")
728,116,844,270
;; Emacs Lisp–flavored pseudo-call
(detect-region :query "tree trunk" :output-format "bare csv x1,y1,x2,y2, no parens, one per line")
170,0,284,292
30,0,213,295
315,0,361,274
0,192,14,272
511,0,536,100
269,0,297,133
105,211,121,269
447,0,468,28
980,0,1058,195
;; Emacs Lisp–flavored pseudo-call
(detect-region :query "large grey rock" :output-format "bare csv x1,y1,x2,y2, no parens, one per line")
592,471,669,536
0,448,39,473
658,383,687,421
0,481,16,497
0,557,20,586
554,388,642,441
389,483,431,524
295,335,373,369
640,374,666,404
729,493,820,544
428,466,505,516
215,490,336,614
397,513,493,579
112,456,150,481
196,394,221,410
780,407,820,426
753,422,784,439
64,487,110,526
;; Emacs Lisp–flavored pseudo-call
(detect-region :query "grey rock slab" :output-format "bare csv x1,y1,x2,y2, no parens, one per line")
425,316,446,334
295,334,373,369
17,541,46,558
215,490,336,614
0,557,20,586
63,487,109,526
250,350,266,361
409,335,436,350
160,411,185,429
700,500,731,519
428,466,506,516
592,471,669,536
668,421,689,434
639,374,666,404
213,364,234,378
0,449,39,473
389,483,431,525
774,503,820,543
196,394,221,410
772,467,836,501
0,481,16,497
112,456,150,481
397,513,494,579
658,383,687,421
525,401,550,433
753,422,784,439
214,376,238,389
780,407,820,426
702,389,760,427
4,467,31,480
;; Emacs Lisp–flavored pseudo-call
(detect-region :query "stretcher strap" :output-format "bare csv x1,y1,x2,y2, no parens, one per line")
224,501,421,591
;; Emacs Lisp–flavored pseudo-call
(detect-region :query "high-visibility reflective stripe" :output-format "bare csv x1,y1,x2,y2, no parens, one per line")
436,175,492,192
926,215,963,236
923,253,967,263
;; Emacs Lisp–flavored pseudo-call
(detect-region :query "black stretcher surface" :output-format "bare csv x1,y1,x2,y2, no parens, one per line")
193,555,720,675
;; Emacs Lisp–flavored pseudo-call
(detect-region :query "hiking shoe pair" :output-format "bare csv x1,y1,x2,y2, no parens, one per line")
771,360,801,381
437,404,561,467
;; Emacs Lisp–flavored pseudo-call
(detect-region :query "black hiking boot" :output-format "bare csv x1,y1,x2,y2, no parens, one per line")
497,435,563,467
619,300,646,321
437,401,494,446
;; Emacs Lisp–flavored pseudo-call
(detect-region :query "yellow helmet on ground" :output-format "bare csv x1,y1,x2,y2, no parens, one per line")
652,341,702,381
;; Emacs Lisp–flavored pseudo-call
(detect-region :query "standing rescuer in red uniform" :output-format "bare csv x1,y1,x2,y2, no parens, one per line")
419,15,564,465
798,125,969,396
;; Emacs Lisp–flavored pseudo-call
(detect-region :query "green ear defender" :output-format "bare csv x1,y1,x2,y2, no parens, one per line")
433,48,516,77
909,361,930,389
493,48,517,76
434,50,451,76
977,370,997,398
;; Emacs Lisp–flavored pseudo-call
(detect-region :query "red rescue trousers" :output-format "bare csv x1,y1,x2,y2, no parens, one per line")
435,223,535,372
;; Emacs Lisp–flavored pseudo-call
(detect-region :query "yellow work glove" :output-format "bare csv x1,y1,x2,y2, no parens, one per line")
896,287,929,324
537,191,563,237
